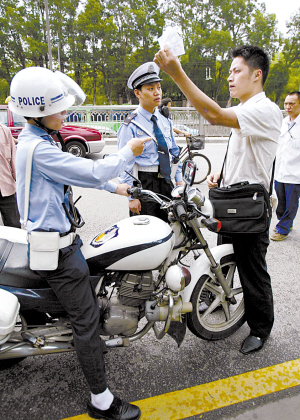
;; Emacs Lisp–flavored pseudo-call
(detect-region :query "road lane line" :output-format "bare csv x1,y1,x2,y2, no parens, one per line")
63,358,300,420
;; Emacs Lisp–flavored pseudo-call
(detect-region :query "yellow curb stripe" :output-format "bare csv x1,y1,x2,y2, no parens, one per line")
63,358,300,420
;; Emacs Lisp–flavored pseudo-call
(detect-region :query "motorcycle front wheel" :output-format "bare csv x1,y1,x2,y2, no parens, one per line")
187,254,246,340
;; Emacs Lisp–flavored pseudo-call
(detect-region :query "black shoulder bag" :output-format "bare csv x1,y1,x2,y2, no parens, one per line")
208,134,274,235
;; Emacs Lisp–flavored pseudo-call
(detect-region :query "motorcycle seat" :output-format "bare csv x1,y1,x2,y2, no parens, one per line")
0,238,48,288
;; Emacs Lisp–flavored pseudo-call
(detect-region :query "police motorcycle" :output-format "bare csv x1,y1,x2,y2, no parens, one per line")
0,160,245,366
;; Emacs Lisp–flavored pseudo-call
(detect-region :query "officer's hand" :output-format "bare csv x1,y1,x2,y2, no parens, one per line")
129,199,141,214
116,183,131,196
154,46,183,78
207,172,220,189
127,137,151,156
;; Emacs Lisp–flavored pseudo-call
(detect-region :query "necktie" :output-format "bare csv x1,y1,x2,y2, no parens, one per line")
150,115,171,179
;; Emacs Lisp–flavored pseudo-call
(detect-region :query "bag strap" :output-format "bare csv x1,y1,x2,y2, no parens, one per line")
218,132,231,186
129,120,158,147
219,131,275,195
24,139,45,227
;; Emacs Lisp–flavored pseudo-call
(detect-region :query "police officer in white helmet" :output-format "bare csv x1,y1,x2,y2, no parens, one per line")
9,66,149,420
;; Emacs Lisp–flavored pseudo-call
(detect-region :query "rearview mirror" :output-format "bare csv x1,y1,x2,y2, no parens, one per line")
182,160,196,186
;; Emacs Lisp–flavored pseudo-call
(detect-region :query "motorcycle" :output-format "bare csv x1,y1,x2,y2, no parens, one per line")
0,160,245,366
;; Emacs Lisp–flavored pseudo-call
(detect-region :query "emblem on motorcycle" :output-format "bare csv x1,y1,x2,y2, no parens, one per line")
91,225,119,248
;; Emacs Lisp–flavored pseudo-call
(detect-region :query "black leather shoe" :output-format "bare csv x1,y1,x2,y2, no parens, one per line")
87,396,141,420
240,335,267,355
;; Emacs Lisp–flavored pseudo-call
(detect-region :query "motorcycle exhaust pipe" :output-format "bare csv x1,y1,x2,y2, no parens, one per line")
0,341,75,360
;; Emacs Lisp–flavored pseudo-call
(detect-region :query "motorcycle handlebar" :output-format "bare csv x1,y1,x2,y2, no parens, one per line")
175,203,188,222
201,217,221,233
127,187,167,206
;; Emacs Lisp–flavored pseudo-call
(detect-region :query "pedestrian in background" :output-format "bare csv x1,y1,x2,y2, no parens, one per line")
271,91,300,241
154,44,282,355
159,98,191,137
0,123,20,228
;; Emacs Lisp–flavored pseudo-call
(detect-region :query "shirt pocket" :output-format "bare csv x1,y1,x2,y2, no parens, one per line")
290,137,300,150
136,129,148,138
161,121,172,139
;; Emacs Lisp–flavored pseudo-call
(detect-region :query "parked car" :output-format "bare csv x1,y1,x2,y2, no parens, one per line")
96,126,117,138
0,105,105,158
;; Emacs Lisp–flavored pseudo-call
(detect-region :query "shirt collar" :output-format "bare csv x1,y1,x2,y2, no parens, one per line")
239,91,266,107
287,113,300,125
24,123,54,142
137,104,159,121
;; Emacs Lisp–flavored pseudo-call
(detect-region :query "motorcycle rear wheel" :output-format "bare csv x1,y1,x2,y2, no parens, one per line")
187,254,246,340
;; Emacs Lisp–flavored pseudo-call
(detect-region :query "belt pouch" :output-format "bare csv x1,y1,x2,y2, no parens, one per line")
28,231,60,271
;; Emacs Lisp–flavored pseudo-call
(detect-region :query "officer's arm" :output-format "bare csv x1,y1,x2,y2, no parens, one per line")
117,124,137,186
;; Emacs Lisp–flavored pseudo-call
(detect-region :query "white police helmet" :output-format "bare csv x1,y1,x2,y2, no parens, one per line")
9,67,86,118
127,62,162,90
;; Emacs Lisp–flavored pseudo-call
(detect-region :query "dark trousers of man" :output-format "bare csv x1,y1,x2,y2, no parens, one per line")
218,229,274,339
274,180,300,235
36,235,107,394
0,192,21,228
130,171,173,223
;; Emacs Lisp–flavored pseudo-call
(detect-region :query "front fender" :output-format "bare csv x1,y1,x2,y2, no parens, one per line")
64,135,87,143
180,243,234,303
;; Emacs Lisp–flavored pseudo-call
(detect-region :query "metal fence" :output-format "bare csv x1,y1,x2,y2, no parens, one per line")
66,105,230,138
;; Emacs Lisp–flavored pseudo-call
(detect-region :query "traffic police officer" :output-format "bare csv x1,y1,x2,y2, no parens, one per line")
118,62,183,222
9,66,148,420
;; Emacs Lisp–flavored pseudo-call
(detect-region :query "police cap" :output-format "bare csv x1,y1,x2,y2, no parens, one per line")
127,62,162,90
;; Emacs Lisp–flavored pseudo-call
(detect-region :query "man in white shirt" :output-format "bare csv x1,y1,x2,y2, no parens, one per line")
154,45,282,355
271,91,300,241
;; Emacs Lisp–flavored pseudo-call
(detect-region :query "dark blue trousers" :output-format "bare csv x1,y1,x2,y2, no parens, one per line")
129,171,172,223
0,192,21,228
36,235,107,394
275,181,300,235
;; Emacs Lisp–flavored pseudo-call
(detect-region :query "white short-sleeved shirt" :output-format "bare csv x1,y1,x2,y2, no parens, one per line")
223,92,282,191
274,113,300,184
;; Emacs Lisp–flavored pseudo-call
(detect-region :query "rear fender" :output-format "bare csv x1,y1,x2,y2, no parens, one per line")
180,244,234,303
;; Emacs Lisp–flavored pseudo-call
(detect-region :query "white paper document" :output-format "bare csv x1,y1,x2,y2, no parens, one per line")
158,27,185,56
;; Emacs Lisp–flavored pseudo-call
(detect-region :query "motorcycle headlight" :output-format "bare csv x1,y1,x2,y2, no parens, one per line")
165,266,191,292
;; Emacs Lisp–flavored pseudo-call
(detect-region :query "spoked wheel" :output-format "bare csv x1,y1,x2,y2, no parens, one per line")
187,254,246,340
189,153,211,184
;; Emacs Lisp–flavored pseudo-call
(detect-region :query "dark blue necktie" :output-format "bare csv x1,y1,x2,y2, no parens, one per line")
151,115,171,179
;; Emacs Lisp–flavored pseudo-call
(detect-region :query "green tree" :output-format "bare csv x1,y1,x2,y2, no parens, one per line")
265,61,289,105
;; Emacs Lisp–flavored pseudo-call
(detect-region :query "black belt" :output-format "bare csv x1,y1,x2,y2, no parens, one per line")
138,171,165,179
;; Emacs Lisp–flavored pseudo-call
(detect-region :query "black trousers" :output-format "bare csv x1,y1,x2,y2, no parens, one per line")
36,235,107,394
218,229,274,339
130,171,173,223
0,192,21,228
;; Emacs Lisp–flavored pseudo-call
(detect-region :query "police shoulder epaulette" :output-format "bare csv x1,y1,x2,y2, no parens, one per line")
123,113,137,126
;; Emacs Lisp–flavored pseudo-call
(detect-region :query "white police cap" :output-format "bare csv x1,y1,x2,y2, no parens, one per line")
127,62,162,89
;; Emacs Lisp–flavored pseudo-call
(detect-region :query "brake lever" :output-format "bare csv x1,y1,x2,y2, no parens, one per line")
125,170,142,187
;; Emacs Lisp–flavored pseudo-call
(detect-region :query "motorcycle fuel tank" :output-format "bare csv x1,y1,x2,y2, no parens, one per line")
82,215,174,273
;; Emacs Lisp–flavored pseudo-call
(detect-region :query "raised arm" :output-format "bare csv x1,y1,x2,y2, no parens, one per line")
154,47,239,129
